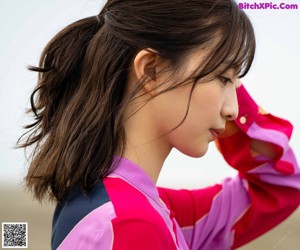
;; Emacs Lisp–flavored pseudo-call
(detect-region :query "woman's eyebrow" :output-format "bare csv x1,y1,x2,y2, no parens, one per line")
219,68,238,78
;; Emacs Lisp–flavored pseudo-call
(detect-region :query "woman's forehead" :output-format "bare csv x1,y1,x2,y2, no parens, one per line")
182,50,239,77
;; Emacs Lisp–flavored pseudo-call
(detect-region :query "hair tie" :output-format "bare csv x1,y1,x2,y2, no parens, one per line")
103,12,109,23
96,9,109,25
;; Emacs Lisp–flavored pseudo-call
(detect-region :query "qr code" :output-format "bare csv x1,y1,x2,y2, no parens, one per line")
2,222,28,248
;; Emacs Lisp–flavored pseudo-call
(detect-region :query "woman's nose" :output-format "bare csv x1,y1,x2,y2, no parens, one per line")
221,89,239,121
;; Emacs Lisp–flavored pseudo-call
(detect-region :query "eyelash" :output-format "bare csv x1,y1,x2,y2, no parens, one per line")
218,76,233,86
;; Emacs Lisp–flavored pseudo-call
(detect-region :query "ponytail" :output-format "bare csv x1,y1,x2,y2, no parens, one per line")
19,13,132,203
27,15,101,141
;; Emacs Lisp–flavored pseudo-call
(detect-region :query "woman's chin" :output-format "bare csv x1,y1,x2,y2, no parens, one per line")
178,143,209,158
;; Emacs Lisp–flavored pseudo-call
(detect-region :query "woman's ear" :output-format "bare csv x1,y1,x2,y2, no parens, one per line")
133,49,159,95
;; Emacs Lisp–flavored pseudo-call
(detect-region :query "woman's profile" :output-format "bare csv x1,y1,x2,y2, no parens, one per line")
18,0,300,249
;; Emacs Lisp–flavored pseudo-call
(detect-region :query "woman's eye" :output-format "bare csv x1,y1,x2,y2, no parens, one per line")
218,76,232,86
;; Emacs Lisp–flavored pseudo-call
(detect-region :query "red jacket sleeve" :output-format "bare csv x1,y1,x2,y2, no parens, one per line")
158,84,300,250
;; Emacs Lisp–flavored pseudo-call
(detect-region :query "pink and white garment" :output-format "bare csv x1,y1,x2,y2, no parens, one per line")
51,84,300,250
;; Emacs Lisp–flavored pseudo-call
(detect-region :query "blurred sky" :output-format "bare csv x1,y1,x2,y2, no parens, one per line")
0,0,299,188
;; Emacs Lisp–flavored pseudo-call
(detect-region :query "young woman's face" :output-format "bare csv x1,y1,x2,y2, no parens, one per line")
149,50,240,158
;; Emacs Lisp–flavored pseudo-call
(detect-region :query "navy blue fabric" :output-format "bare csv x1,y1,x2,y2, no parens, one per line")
51,181,110,250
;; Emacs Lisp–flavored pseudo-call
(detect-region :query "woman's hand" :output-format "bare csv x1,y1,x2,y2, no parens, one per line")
218,120,277,160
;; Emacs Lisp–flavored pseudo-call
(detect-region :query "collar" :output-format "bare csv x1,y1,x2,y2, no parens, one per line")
109,155,161,205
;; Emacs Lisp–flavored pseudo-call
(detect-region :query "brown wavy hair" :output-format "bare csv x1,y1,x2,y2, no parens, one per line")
18,0,255,203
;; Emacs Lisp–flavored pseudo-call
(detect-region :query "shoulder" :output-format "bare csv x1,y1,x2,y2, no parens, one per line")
104,177,161,219
111,215,177,250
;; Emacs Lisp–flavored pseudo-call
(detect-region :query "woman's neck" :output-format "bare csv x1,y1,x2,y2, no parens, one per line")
122,136,172,184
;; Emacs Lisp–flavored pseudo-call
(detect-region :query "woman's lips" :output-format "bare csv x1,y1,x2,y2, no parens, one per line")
209,128,225,140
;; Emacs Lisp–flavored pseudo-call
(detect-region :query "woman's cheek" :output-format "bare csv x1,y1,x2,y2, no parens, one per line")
164,116,210,158
152,89,192,133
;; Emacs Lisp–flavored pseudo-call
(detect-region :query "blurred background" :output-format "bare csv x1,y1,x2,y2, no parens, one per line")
0,0,299,249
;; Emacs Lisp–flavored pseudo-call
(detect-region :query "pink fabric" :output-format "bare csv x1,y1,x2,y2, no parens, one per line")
58,202,115,250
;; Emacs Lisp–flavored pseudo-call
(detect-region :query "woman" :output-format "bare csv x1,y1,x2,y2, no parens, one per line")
19,0,300,249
